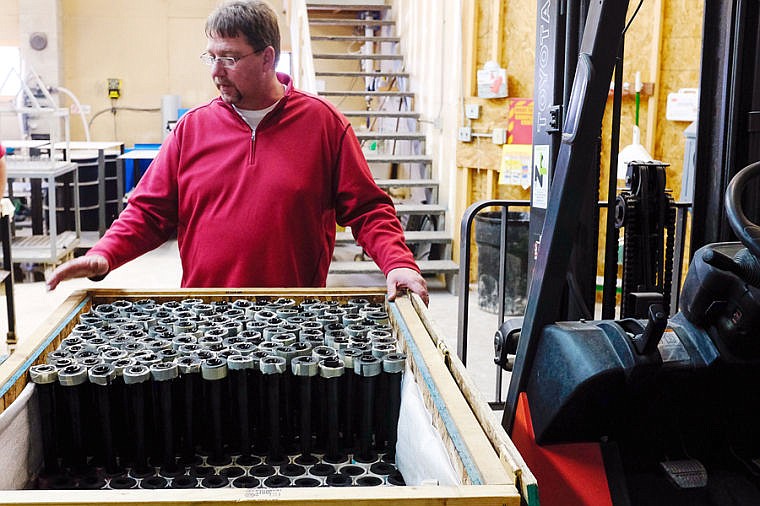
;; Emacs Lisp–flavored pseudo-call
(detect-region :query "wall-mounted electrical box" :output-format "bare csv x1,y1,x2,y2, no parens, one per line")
492,128,507,145
465,104,480,120
107,78,121,99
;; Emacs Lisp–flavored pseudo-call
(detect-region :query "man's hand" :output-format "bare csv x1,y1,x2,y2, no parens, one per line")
46,254,109,291
386,267,429,306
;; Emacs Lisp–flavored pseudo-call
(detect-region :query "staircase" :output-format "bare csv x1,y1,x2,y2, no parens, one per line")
306,1,458,289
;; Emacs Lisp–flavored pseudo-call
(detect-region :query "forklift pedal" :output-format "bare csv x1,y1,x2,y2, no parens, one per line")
660,459,708,489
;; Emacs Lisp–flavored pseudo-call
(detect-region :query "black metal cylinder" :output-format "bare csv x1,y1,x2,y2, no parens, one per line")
338,348,362,452
249,350,269,454
383,353,406,460
57,363,89,473
260,355,287,463
292,355,319,458
227,354,254,457
274,345,299,447
177,356,201,464
201,357,229,466
354,354,382,463
150,361,179,472
29,364,59,474
111,357,135,466
88,363,119,475
319,357,345,462
123,364,152,475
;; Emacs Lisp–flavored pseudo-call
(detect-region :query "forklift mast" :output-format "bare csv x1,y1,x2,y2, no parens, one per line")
528,0,598,322
504,0,631,431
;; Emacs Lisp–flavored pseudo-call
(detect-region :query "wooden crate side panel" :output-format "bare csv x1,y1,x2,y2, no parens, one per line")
389,297,511,486
0,291,92,413
87,287,387,306
0,483,521,505
410,294,538,504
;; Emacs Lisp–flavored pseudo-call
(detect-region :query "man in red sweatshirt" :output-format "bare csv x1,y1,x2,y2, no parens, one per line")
46,0,429,305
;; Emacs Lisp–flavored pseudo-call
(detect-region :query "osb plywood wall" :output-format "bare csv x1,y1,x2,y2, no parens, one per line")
458,0,704,282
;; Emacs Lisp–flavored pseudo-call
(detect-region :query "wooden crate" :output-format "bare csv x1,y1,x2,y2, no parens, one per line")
0,288,537,505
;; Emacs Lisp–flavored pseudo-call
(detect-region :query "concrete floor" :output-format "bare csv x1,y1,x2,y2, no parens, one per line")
0,239,512,408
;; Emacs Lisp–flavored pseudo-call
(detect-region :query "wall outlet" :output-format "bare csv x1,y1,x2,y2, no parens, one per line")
458,126,472,142
107,78,121,99
492,127,507,145
465,103,480,120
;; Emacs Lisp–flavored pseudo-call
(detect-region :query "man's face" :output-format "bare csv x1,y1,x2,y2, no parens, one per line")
206,35,270,110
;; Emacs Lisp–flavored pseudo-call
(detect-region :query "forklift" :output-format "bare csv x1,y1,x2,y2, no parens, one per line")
493,0,760,504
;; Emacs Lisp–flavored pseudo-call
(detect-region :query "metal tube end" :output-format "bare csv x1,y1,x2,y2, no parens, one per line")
58,363,89,386
291,355,319,377
382,353,407,374
29,364,59,384
201,357,228,380
88,362,117,385
150,361,179,381
123,364,151,384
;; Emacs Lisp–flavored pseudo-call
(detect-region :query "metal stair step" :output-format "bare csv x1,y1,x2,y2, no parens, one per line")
313,53,402,60
310,18,395,27
329,259,459,275
311,35,400,43
343,110,419,119
374,178,438,189
395,203,446,215
356,132,425,141
316,71,409,78
365,154,432,164
336,230,451,245
321,90,414,98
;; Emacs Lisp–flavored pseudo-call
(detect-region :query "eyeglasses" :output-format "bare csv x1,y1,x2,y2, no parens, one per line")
200,48,265,68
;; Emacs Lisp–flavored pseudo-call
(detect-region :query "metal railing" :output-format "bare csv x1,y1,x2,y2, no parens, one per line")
457,200,528,406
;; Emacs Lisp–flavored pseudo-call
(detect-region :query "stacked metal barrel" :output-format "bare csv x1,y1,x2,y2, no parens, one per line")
28,296,407,489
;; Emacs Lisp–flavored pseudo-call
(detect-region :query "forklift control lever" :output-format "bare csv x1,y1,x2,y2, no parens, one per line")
631,303,667,355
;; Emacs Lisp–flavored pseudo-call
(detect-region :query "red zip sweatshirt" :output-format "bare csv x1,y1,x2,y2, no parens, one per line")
88,74,419,288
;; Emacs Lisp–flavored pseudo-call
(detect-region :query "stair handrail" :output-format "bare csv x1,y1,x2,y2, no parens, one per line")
285,0,318,94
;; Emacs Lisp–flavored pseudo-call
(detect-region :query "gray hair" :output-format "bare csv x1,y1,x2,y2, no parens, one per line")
205,0,281,65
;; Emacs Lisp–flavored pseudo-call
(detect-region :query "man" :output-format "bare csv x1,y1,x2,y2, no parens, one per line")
47,0,429,305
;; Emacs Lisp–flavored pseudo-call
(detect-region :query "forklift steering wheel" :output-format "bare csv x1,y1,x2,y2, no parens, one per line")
725,160,760,259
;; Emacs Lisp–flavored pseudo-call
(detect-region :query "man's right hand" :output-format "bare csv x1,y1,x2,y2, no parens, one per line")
46,254,109,291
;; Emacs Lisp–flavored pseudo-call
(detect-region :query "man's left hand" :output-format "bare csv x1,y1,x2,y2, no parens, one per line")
386,267,429,306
